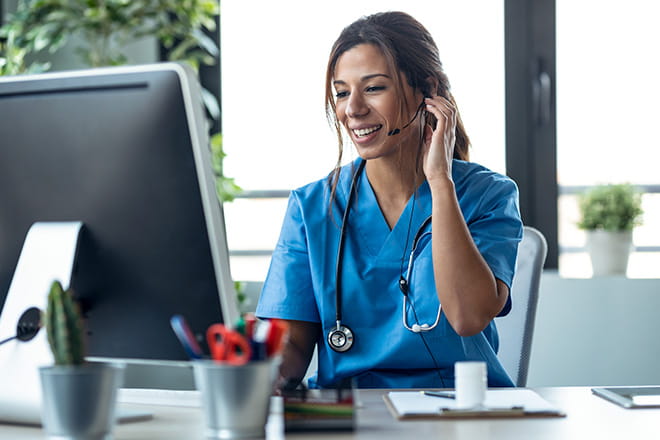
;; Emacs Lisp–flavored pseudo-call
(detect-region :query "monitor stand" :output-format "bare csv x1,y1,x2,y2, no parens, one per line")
0,221,83,424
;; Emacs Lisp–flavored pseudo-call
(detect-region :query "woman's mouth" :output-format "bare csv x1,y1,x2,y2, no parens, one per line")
352,125,382,138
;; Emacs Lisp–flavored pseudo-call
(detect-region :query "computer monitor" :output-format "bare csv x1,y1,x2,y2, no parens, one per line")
0,63,239,373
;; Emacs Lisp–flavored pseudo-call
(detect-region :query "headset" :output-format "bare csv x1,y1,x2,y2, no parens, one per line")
387,98,428,136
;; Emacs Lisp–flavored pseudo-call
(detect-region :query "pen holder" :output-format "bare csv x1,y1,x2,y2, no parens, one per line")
193,358,278,439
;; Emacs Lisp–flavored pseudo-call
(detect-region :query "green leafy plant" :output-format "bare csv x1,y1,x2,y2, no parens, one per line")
44,280,86,366
577,183,643,231
0,14,50,75
211,133,242,202
1,0,219,69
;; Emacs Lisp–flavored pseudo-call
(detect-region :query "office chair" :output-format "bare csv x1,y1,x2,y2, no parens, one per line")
495,226,548,387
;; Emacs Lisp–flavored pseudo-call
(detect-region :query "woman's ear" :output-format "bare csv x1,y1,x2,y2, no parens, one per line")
424,77,440,98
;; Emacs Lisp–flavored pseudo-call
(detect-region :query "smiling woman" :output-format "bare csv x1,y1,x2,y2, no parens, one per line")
220,2,505,283
253,11,521,391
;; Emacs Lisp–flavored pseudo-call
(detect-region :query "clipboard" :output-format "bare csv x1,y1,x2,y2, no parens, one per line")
384,389,565,420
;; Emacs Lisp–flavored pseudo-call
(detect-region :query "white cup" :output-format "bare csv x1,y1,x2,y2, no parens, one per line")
455,361,487,409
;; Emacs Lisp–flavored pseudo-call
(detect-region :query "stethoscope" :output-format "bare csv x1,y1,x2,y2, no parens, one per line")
327,159,442,353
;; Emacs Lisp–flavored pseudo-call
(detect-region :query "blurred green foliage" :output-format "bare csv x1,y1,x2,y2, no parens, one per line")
578,184,643,231
0,0,219,69
211,133,242,202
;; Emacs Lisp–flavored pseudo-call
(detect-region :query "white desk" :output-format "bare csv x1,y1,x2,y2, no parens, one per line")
2,387,660,439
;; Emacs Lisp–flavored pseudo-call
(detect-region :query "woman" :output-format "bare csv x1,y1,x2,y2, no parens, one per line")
256,11,522,389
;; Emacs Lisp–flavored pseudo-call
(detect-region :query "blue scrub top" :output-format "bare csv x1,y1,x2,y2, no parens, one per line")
256,158,523,388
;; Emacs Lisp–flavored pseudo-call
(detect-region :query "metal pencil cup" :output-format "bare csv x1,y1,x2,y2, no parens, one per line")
193,359,276,439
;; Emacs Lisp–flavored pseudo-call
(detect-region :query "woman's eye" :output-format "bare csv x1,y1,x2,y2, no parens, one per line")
335,91,348,99
366,86,385,93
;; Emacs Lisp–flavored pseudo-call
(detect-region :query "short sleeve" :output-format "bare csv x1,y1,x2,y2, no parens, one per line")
255,193,321,323
467,177,523,316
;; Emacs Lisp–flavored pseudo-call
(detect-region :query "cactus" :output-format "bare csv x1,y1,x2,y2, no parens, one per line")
44,280,86,366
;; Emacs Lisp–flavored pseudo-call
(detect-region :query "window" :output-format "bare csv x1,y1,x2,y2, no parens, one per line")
221,1,505,281
556,1,660,278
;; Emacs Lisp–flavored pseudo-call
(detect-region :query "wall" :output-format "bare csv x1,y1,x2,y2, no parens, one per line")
527,271,660,387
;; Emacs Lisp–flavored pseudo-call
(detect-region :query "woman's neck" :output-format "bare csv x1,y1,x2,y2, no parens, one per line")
365,156,424,229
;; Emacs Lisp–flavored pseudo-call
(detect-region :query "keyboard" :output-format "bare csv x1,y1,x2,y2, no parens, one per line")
118,388,201,407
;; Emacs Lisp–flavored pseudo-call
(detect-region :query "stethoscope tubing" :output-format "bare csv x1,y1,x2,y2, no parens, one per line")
334,159,366,327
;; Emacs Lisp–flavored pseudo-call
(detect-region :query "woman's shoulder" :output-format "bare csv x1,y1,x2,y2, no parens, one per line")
452,159,518,194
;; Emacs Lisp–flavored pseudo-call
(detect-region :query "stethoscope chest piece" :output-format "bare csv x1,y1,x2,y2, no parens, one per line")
328,324,354,352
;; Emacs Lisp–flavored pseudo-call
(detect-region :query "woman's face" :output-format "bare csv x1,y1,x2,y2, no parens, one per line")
333,43,420,160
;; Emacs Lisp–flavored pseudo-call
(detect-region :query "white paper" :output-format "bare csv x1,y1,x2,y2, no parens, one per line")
387,389,562,416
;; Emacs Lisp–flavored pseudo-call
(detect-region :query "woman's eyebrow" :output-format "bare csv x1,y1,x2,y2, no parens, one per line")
333,73,391,87
362,73,390,81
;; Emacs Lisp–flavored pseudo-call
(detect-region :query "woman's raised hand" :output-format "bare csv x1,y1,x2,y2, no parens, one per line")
422,95,457,185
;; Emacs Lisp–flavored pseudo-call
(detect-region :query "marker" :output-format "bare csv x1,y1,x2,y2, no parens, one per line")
250,319,270,361
244,313,257,339
265,319,288,357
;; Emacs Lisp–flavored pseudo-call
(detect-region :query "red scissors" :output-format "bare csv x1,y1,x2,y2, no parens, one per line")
206,324,252,365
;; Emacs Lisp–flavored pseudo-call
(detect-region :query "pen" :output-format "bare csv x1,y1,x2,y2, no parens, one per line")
170,315,204,360
437,406,525,416
234,316,246,336
421,390,455,399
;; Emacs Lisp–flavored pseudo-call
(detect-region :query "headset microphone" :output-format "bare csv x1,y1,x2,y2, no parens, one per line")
386,99,426,136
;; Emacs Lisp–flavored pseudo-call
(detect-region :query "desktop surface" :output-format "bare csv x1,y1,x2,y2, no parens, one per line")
2,387,660,439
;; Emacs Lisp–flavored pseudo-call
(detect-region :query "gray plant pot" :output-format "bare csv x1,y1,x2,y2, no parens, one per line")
39,362,124,440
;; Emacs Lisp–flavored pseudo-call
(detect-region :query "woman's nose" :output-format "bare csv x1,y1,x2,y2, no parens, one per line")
345,93,369,118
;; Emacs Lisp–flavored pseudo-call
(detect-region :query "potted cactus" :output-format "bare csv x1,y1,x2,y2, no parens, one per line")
39,280,124,440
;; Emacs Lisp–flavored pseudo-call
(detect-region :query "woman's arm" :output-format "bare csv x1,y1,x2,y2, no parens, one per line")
428,181,510,336
275,319,320,391
423,96,510,336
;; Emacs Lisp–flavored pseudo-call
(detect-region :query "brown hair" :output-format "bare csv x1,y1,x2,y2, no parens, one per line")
325,11,470,201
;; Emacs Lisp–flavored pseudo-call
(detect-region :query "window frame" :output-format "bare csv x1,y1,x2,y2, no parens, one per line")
505,0,558,268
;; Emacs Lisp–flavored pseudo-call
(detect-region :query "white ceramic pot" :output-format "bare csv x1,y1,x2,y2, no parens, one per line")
585,230,633,276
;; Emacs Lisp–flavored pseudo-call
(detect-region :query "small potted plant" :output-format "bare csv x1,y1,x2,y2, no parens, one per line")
39,280,124,440
577,183,643,276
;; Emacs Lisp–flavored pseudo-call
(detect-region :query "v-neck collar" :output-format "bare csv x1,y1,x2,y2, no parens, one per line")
349,161,432,261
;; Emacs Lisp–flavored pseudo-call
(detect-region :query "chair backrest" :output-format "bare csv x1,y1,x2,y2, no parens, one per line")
495,226,547,387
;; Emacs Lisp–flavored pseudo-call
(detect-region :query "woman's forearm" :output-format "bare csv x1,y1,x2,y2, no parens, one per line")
276,320,320,390
429,180,509,336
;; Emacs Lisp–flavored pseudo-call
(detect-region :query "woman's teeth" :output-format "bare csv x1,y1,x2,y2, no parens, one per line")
353,125,382,137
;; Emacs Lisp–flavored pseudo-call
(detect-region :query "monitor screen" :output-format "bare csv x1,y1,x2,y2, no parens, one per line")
0,63,239,365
